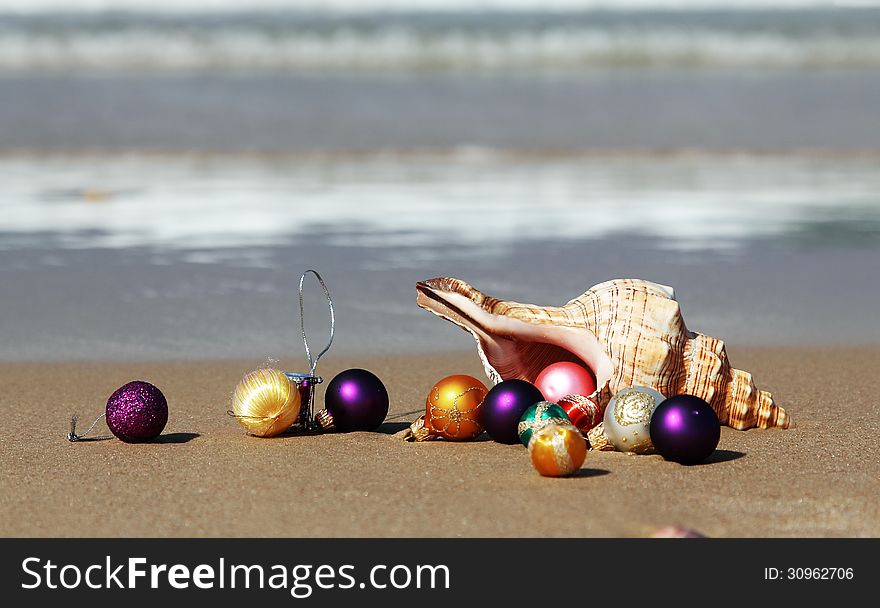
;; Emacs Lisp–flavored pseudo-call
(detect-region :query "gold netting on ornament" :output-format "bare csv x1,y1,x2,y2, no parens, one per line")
428,385,486,436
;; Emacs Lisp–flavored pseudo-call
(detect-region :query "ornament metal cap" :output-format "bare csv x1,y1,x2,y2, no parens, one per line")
315,408,336,431
284,372,322,433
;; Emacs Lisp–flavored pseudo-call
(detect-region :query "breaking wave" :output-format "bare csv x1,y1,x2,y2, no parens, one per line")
2,8,880,71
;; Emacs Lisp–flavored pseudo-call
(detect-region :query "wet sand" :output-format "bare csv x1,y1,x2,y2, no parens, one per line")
1,347,878,537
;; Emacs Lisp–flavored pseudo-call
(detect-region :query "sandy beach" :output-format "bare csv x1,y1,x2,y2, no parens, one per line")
2,346,877,538
2,2,879,543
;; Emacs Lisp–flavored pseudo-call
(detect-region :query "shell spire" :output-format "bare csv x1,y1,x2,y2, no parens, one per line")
416,277,790,431
683,334,789,429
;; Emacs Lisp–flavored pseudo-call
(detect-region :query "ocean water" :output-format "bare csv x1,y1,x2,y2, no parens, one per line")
2,4,880,71
1,2,879,360
1,152,878,360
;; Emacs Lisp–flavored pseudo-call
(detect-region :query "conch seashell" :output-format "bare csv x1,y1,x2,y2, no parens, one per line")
416,277,789,430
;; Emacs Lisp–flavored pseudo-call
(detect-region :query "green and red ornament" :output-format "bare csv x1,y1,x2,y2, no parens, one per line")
517,401,571,447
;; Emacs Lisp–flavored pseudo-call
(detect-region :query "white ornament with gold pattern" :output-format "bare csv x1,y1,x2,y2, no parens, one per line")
602,386,665,454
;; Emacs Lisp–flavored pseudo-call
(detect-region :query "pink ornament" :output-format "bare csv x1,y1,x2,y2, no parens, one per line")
534,361,596,404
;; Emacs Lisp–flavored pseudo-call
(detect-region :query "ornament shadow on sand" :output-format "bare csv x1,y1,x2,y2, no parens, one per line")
67,426,199,444
415,277,790,431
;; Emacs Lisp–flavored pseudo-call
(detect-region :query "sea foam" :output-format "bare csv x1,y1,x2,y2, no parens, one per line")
1,6,880,71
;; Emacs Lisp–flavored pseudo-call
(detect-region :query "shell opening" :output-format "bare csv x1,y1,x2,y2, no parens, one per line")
416,279,612,399
473,318,614,401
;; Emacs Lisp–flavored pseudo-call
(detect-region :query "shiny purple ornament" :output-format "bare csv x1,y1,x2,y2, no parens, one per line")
105,380,168,443
481,379,544,444
649,395,720,464
324,368,389,432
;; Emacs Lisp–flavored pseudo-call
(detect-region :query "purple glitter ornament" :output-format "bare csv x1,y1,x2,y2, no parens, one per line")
322,369,388,432
481,379,544,444
649,394,720,464
105,380,168,443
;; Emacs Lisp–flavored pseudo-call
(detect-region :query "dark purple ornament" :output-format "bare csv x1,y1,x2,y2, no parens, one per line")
323,368,389,432
105,380,168,443
649,395,721,465
481,379,544,444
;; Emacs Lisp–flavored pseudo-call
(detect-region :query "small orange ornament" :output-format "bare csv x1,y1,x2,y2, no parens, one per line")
423,374,488,441
528,423,587,477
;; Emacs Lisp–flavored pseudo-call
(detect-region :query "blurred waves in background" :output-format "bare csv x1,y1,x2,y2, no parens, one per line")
1,0,879,360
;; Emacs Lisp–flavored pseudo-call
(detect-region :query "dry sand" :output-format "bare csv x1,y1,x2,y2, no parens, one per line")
1,347,878,537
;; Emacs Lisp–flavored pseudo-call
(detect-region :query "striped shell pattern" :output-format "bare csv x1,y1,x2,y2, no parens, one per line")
416,277,789,431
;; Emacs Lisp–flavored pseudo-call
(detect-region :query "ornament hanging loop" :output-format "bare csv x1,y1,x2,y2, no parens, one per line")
288,269,335,433
67,412,105,442
299,269,334,377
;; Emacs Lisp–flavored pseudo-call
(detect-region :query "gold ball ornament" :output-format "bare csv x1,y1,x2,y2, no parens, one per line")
528,423,587,477
231,368,301,437
424,374,489,441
